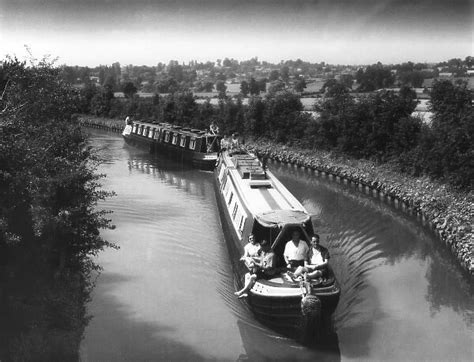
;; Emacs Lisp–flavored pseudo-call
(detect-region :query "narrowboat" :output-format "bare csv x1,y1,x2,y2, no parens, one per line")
122,119,220,170
214,150,340,344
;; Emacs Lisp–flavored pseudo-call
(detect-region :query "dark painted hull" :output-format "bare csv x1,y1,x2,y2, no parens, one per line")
213,169,340,344
123,133,217,170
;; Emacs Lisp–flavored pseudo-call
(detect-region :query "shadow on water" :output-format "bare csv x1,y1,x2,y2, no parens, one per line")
81,272,207,362
236,320,340,362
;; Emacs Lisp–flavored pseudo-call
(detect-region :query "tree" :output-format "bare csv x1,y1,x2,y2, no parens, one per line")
215,80,227,98
294,77,306,92
269,70,280,81
249,77,260,95
0,57,115,358
90,84,114,116
339,74,354,89
257,78,267,93
356,63,394,91
280,66,290,82
423,80,473,187
240,80,249,97
267,80,285,94
264,91,303,142
245,96,265,135
122,81,137,98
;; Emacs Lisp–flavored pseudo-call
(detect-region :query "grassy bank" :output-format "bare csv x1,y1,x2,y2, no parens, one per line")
79,116,473,277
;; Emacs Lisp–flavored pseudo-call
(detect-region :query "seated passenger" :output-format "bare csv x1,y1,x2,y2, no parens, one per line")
210,122,219,135
220,135,229,152
288,234,329,281
235,239,275,298
228,133,242,153
240,234,260,269
283,230,309,270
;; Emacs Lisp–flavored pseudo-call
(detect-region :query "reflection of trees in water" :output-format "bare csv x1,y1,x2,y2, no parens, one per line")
271,162,472,338
127,157,212,198
82,273,207,361
424,250,473,323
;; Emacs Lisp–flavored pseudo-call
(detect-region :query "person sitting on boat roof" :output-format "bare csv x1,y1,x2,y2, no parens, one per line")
235,239,276,299
220,134,229,151
283,230,309,270
210,122,219,135
240,234,260,269
228,133,243,153
288,234,329,281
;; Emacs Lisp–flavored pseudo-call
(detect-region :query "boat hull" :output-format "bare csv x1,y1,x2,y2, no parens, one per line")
123,133,217,170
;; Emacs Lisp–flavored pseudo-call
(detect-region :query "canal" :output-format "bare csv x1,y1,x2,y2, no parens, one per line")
80,130,472,361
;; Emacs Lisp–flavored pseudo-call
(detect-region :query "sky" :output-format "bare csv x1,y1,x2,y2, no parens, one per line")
0,0,472,66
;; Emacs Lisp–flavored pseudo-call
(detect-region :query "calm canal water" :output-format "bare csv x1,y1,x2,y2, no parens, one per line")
80,130,472,361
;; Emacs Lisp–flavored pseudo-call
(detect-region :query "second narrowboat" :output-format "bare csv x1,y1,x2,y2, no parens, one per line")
122,118,220,170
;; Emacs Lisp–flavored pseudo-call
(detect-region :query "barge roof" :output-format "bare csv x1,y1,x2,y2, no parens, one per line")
223,152,308,217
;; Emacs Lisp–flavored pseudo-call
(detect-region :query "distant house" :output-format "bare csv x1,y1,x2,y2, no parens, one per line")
467,70,474,77
463,77,474,90
439,72,453,78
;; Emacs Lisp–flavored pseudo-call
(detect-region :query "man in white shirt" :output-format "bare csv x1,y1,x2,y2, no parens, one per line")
288,234,330,281
283,230,309,270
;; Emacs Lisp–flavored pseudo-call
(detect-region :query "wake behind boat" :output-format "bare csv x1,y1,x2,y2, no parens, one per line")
122,117,221,170
214,149,340,344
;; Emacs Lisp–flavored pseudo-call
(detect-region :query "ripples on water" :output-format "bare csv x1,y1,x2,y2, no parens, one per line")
81,131,472,361
271,162,473,360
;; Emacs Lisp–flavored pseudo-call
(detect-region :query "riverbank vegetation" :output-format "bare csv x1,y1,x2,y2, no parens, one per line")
0,58,115,360
79,79,472,189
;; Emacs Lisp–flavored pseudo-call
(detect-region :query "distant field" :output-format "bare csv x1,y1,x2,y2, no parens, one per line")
300,98,317,110
304,80,325,93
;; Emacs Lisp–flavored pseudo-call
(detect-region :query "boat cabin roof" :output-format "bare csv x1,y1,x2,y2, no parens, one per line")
222,152,307,217
255,210,310,227
133,121,215,138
